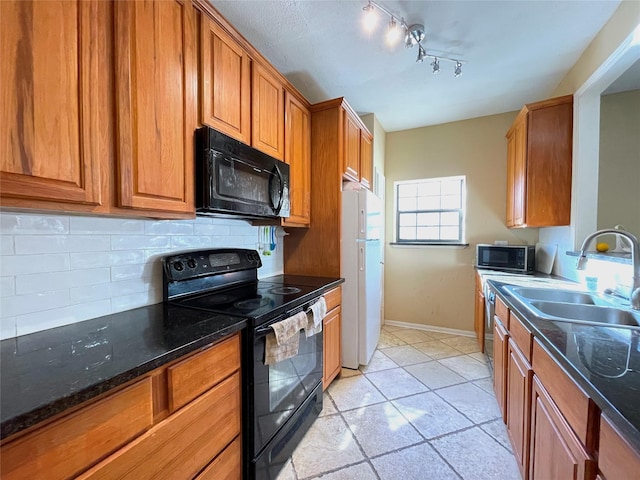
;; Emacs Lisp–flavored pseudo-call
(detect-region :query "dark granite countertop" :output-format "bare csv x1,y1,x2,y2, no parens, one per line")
0,274,343,441
0,304,247,440
487,278,640,454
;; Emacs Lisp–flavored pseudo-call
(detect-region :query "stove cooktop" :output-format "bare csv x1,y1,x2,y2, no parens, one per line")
170,280,319,324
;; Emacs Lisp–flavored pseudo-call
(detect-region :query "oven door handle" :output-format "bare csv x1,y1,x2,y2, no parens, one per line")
254,314,287,339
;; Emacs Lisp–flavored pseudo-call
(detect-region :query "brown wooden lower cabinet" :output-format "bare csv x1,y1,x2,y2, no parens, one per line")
598,415,640,480
493,318,509,422
0,333,242,480
506,338,533,479
195,437,242,480
529,375,596,480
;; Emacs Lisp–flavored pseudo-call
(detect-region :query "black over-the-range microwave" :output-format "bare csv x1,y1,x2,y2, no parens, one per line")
195,126,290,219
476,244,535,273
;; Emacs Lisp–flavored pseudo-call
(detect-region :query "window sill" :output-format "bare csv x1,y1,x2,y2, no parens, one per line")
390,242,470,248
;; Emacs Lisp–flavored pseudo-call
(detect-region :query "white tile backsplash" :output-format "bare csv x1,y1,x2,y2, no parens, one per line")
0,211,284,339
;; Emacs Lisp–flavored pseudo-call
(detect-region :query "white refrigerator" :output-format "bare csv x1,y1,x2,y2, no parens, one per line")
341,187,383,369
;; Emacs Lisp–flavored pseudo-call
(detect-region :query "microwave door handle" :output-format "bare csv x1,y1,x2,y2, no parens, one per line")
269,166,285,214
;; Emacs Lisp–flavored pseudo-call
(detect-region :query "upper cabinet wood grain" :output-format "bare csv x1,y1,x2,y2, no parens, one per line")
114,0,196,214
283,90,311,227
342,111,361,183
505,95,573,228
359,130,373,190
252,62,285,160
0,0,105,205
199,15,251,144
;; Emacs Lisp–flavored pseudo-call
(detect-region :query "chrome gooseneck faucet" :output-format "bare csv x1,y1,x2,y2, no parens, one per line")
576,229,640,310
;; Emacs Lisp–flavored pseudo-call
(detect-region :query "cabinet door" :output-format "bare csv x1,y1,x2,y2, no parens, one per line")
493,319,508,422
359,130,373,190
252,62,284,160
283,91,311,227
1,0,104,205
598,415,640,480
512,119,527,226
506,130,516,227
474,287,485,353
200,16,251,145
342,111,360,183
114,0,196,214
507,339,532,478
323,307,341,390
529,376,596,480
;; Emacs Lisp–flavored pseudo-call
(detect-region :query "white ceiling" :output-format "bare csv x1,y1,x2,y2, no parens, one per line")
210,0,622,132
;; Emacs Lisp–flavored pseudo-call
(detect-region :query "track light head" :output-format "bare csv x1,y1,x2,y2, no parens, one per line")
431,57,440,74
454,61,462,77
385,17,402,46
416,45,426,63
362,1,378,33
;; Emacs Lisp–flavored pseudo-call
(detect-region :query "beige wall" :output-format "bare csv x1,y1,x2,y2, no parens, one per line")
598,89,640,234
553,0,640,97
384,112,538,331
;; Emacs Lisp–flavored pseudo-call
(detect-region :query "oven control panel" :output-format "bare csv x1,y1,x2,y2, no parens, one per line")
162,248,262,282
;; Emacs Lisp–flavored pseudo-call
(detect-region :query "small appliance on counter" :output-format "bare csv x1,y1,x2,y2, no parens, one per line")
476,244,535,274
195,126,290,219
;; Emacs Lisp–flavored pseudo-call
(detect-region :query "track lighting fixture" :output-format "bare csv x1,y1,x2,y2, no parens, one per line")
361,0,466,77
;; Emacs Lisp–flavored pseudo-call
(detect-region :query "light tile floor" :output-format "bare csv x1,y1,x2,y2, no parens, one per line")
276,325,521,480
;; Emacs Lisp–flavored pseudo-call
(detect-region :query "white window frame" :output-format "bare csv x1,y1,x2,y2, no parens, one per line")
393,175,467,245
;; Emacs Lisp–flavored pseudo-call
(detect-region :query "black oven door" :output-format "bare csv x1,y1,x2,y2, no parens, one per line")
250,318,323,457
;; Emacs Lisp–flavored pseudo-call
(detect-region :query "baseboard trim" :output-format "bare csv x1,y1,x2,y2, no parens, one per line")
384,319,475,338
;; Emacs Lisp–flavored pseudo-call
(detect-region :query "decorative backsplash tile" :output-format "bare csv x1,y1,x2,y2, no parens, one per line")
0,211,283,339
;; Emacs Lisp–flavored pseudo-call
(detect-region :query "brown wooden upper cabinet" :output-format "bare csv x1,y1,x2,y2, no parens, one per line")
252,62,285,160
505,95,573,228
199,14,251,145
283,90,311,227
360,130,373,190
114,0,196,214
0,0,106,207
341,101,373,190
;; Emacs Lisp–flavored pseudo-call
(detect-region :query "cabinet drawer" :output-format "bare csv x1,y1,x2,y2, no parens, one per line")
324,286,342,312
1,378,153,480
79,372,241,480
195,436,242,480
167,333,241,412
598,415,640,480
509,311,533,362
495,296,509,328
532,340,599,449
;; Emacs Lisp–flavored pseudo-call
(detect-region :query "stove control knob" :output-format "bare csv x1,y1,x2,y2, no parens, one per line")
173,261,184,272
187,259,197,269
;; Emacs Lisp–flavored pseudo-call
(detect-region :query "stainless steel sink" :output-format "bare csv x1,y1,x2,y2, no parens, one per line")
507,287,597,305
529,301,640,327
503,285,640,329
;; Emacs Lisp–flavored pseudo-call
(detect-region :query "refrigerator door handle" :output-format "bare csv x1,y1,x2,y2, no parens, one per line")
360,209,365,236
360,246,365,271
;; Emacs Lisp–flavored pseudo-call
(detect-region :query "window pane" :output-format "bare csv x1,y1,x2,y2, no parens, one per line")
394,176,465,244
441,226,460,240
399,226,416,240
417,196,440,210
441,211,459,226
417,212,439,226
441,195,461,209
441,180,461,195
398,197,417,211
417,181,440,196
417,226,439,239
398,183,417,197
399,213,417,227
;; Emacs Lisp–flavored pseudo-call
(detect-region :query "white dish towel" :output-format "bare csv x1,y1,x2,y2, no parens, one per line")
305,297,327,338
264,311,307,365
